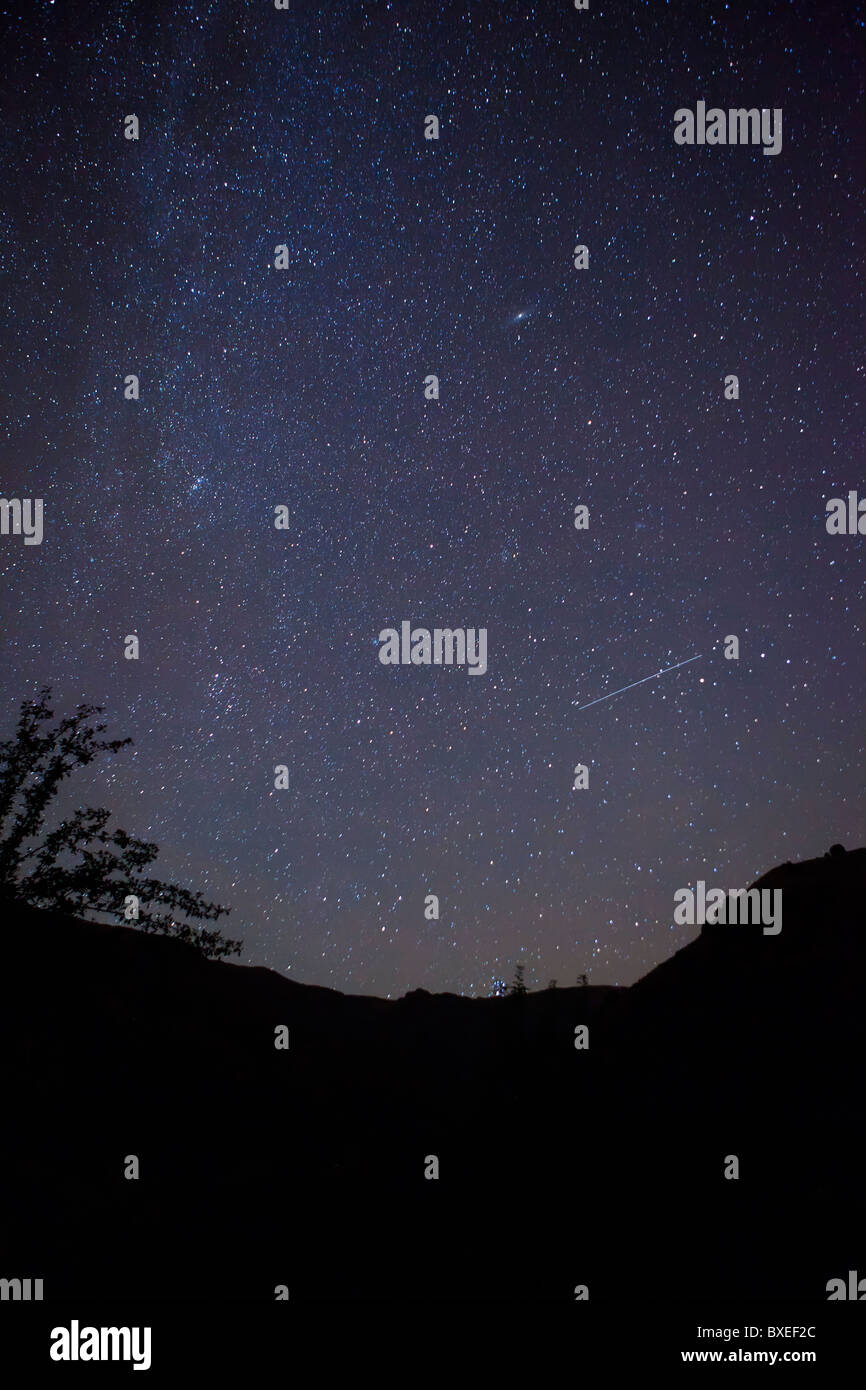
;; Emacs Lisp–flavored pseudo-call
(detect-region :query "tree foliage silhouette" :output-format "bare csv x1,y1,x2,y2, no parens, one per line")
0,687,242,960
508,961,528,996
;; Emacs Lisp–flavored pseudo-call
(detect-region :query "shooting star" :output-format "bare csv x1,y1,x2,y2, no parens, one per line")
572,654,702,711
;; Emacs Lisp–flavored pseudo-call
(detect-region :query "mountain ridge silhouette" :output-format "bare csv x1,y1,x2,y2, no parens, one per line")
1,846,863,1301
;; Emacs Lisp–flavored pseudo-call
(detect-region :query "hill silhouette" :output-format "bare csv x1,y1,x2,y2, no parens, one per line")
1,847,864,1302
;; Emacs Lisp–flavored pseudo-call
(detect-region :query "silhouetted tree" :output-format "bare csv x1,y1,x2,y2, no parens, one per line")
0,687,242,960
508,962,528,996
547,978,558,989
577,972,588,987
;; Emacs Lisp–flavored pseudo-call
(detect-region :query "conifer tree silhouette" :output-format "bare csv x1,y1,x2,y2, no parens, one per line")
508,961,528,996
0,687,242,960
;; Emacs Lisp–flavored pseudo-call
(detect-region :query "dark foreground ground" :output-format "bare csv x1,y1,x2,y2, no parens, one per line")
1,847,864,1302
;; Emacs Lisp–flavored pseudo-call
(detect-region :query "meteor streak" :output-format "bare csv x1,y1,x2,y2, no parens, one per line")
573,654,702,711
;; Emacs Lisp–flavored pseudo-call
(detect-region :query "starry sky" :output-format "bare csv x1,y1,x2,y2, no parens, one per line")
0,0,862,996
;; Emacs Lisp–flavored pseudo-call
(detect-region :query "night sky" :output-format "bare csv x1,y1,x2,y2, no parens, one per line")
0,0,862,997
